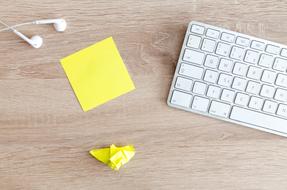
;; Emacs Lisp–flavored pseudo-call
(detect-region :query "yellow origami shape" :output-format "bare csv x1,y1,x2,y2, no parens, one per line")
90,144,135,170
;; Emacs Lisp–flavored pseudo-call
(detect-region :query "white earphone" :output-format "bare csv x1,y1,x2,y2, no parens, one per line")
0,18,67,48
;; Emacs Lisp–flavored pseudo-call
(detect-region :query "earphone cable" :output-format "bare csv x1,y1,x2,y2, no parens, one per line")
0,19,33,32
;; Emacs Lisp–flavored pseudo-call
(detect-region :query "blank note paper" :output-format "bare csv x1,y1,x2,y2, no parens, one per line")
61,37,135,112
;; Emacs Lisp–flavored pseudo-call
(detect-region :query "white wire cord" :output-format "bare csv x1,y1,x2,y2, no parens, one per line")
0,20,33,32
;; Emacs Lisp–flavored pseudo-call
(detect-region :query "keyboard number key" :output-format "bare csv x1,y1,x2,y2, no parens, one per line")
201,39,216,52
258,54,274,68
244,50,259,64
266,44,280,55
175,77,193,91
230,46,245,60
281,48,287,58
170,90,192,108
187,35,201,48
273,58,287,72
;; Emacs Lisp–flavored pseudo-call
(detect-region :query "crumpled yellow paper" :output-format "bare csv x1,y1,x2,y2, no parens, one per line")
89,144,135,170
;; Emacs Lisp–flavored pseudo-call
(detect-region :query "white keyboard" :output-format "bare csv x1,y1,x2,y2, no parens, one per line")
167,21,287,137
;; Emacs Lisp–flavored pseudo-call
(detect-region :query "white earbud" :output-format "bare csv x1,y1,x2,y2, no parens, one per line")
0,18,67,48
12,28,43,48
33,19,67,32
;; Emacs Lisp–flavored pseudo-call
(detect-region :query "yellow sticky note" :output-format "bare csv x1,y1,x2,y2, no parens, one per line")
90,144,135,171
61,37,135,111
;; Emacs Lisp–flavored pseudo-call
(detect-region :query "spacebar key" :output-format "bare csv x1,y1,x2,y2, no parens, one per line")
230,106,287,134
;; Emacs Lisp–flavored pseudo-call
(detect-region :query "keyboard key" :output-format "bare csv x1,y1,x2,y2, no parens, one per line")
187,35,201,48
233,62,248,76
263,100,278,114
236,37,250,47
179,64,204,79
207,85,221,99
260,85,275,98
201,39,216,52
218,58,233,72
192,82,207,95
221,89,235,102
221,32,235,43
276,74,287,88
175,77,193,91
273,58,287,72
206,29,220,39
232,77,247,91
281,48,287,58
277,104,287,117
204,55,219,68
218,73,233,87
247,66,262,80
244,50,259,64
216,42,231,57
235,93,249,106
209,101,231,118
230,106,287,133
261,70,276,84
171,90,192,108
183,49,205,64
251,41,265,51
275,89,287,102
191,96,210,112
258,54,274,68
266,44,280,55
230,46,245,60
191,24,205,34
249,96,264,110
204,70,219,83
246,81,261,95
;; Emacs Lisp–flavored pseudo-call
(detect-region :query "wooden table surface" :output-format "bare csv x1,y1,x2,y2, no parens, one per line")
1,0,287,189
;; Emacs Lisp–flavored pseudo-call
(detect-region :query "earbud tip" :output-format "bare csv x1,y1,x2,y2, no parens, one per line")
30,35,43,48
54,19,67,32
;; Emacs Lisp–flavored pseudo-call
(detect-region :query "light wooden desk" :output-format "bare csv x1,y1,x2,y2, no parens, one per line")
1,0,287,189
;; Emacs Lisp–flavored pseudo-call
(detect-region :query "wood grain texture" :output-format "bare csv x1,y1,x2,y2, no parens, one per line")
1,0,287,189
